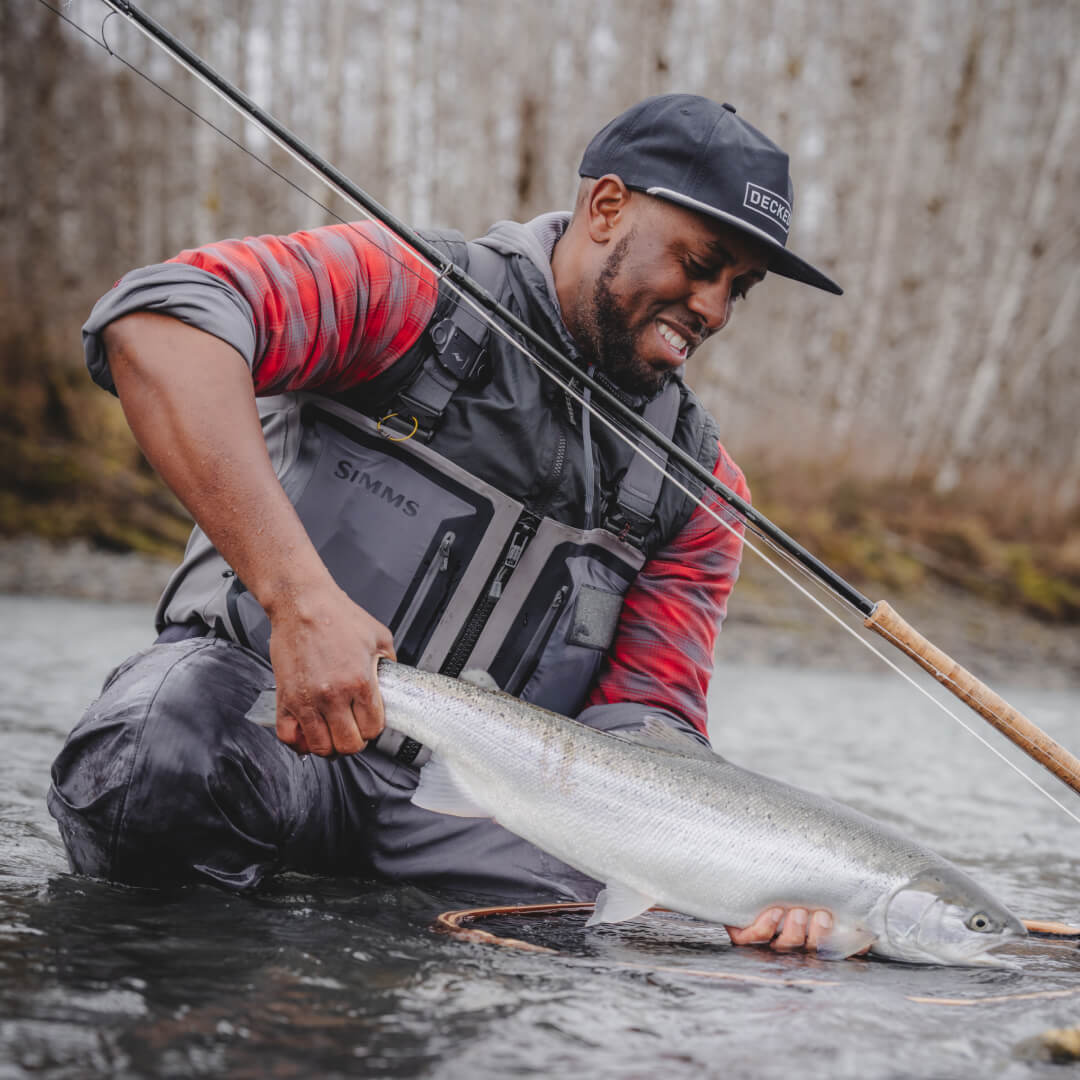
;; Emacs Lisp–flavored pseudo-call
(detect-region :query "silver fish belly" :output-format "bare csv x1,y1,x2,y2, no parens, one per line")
377,662,1025,965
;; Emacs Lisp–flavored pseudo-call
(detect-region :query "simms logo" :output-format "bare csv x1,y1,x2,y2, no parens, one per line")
743,183,791,235
334,459,420,517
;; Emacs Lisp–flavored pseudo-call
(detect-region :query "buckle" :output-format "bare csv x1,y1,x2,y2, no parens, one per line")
604,509,650,549
429,317,487,381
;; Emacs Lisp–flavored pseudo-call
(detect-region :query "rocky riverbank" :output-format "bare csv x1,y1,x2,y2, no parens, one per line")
0,536,175,605
3,534,1077,691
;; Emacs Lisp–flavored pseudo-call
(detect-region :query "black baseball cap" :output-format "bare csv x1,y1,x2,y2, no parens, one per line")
579,94,842,295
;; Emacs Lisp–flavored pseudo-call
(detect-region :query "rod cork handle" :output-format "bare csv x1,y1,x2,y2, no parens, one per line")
865,601,1080,796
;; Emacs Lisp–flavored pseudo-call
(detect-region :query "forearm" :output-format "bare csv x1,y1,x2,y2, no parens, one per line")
105,311,333,618
107,310,395,756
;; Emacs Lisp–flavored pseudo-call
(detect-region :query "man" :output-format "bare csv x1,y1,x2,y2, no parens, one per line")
49,95,842,952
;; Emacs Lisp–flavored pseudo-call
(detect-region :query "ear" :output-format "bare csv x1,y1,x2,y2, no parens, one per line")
585,175,634,244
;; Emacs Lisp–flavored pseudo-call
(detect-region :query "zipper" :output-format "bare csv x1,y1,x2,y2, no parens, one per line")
440,423,568,679
533,430,567,519
393,530,455,648
440,510,539,678
505,584,569,695
486,522,532,602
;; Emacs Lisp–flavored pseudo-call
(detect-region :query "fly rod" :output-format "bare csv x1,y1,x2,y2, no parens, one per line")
96,0,1080,800
99,0,868,615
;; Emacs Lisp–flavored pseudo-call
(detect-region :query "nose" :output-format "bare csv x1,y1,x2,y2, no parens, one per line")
686,274,735,334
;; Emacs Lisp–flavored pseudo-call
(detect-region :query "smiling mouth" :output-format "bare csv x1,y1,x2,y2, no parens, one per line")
655,320,690,361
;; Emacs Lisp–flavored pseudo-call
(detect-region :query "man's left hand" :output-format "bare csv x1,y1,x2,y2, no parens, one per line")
726,907,848,953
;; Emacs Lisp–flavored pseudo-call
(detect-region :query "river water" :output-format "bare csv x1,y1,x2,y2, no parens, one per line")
1,593,1078,1078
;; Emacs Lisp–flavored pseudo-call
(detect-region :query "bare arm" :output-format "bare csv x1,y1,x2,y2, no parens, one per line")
106,311,394,756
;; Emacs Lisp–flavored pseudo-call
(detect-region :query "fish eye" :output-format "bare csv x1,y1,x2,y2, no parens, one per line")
966,912,994,932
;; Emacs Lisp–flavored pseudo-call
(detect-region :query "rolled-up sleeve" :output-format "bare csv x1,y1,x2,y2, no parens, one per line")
82,222,438,395
582,441,749,738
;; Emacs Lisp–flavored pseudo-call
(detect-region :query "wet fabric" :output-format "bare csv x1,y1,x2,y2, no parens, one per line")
48,638,599,898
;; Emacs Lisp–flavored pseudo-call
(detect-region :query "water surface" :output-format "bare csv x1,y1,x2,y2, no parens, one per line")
1,594,1077,1078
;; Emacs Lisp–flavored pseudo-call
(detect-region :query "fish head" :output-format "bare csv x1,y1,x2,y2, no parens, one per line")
873,868,1026,965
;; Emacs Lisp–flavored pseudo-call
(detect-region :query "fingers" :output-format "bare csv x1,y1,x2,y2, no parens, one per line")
353,661,388,744
275,710,311,755
266,592,395,758
374,626,397,665
806,910,834,951
280,695,377,759
726,907,784,945
277,674,389,758
772,908,810,951
726,908,845,955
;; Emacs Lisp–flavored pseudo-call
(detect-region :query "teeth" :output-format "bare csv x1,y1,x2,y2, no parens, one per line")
657,323,688,352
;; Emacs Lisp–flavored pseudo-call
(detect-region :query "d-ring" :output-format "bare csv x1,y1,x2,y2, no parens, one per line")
377,412,419,442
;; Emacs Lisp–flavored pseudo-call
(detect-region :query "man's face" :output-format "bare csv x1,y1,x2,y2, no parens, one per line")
572,195,770,396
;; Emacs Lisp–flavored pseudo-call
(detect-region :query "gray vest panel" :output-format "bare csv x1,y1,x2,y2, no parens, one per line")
158,227,720,721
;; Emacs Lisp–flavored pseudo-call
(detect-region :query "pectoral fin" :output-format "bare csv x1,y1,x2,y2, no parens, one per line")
411,757,491,819
816,923,877,960
585,882,657,927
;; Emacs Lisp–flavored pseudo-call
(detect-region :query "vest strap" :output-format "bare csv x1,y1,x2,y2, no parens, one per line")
393,242,506,441
603,380,681,546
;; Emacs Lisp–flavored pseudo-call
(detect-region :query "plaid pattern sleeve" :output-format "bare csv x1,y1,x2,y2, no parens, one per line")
583,440,749,738
168,222,438,393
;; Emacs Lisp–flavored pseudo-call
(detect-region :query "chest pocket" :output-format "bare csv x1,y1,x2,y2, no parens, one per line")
225,399,524,667
459,518,645,716
453,380,683,717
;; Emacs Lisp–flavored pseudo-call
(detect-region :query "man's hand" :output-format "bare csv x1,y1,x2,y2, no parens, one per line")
268,582,396,757
104,312,396,761
726,907,855,953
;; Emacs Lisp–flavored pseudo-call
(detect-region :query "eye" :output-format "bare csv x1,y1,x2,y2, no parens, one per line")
684,257,713,280
966,912,994,932
733,273,764,303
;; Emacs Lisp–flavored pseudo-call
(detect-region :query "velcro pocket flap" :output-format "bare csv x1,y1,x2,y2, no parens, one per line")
567,585,623,651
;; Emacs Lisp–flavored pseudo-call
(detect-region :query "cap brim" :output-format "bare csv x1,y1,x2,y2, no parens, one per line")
646,187,843,296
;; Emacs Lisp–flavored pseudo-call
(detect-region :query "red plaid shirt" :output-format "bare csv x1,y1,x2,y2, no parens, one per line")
171,222,747,737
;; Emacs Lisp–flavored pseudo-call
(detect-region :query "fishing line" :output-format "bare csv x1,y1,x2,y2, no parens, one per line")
40,0,1080,823
41,0,801,550
38,0,822,570
499,330,1080,826
34,0,364,234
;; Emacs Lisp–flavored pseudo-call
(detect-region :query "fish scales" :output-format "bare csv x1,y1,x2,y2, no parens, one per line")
377,661,1026,964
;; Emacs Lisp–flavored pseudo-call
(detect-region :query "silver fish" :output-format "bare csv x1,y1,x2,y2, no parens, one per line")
252,662,1028,964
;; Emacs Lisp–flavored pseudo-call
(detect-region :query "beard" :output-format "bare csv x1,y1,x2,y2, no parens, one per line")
574,231,671,398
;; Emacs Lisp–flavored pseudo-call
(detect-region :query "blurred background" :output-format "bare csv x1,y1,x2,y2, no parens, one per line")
2,0,1078,619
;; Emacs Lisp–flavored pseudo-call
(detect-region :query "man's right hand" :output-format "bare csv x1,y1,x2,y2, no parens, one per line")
267,582,396,757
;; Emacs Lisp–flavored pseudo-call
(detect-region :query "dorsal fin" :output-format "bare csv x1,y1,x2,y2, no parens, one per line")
459,668,501,692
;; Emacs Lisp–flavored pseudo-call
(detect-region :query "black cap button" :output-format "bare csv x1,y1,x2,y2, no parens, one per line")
721,102,736,113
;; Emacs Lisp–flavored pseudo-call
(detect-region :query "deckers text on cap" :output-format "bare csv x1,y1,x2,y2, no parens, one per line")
579,94,842,296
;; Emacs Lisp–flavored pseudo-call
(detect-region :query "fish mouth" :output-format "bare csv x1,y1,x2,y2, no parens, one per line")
877,934,1025,967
